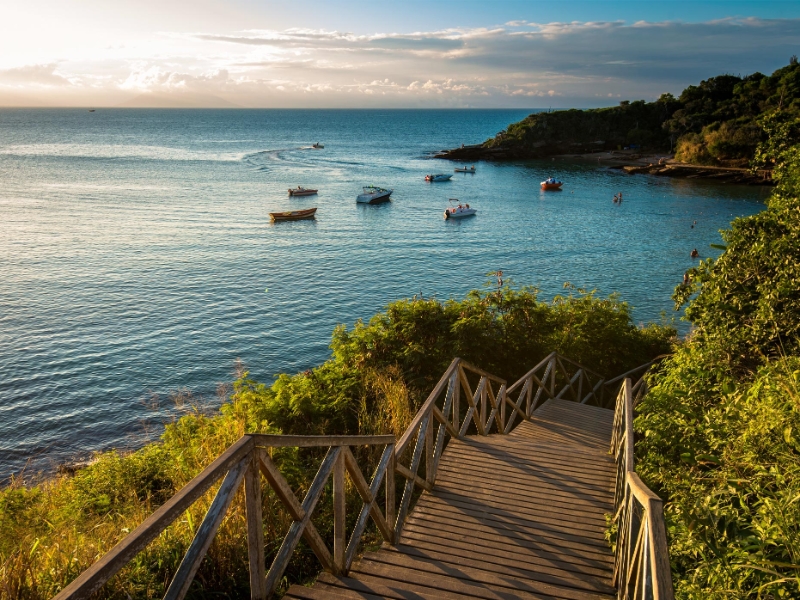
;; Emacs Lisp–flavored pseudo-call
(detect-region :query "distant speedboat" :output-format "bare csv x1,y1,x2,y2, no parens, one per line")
288,186,318,196
270,207,317,221
312,142,324,149
444,199,477,219
357,186,392,203
541,177,563,190
454,166,476,173
425,173,452,182
88,109,95,112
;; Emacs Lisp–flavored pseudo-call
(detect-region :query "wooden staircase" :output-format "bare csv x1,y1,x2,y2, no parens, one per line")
285,399,616,600
54,354,673,600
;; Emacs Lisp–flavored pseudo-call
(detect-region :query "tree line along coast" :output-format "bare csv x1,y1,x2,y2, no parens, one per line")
441,58,800,185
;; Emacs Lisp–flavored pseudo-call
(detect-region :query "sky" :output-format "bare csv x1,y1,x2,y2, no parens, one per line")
1,0,799,108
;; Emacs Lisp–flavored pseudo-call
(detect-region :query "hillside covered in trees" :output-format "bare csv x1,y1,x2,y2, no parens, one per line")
443,59,800,167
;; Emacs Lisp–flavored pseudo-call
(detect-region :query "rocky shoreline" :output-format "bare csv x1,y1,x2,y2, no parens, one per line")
437,146,773,185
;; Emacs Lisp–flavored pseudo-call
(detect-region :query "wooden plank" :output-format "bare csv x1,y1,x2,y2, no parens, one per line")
410,502,610,548
431,479,615,518
433,470,614,511
505,352,557,394
395,462,433,492
251,434,394,448
244,453,266,600
386,543,616,595
398,529,612,581
447,436,616,470
459,359,507,385
399,521,613,570
257,450,332,569
396,358,460,455
442,442,616,478
359,551,614,600
434,458,615,501
264,447,340,597
400,515,613,564
437,449,616,489
430,377,458,480
394,412,429,535
416,491,611,534
164,457,248,600
342,445,393,568
333,450,346,574
52,435,255,600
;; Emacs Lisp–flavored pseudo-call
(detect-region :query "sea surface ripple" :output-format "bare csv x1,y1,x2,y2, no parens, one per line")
0,108,767,479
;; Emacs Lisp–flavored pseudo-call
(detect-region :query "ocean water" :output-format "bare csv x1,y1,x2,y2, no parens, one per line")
0,108,767,480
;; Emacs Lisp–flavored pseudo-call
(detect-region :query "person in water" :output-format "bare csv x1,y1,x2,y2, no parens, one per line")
691,248,699,258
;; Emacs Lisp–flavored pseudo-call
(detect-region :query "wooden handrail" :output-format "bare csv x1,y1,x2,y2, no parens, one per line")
52,436,255,600
611,378,674,600
53,352,668,600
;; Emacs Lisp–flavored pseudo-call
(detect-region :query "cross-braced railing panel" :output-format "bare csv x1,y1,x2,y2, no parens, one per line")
611,378,674,600
54,352,670,600
53,435,396,600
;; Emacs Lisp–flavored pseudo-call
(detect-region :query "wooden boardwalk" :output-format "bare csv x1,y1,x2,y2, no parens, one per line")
285,398,616,600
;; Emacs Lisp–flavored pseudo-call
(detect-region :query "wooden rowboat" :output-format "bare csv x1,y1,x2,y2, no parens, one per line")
270,207,317,221
288,186,318,196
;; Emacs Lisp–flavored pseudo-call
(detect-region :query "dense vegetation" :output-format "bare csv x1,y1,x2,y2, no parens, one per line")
452,59,800,167
636,122,800,597
0,285,674,600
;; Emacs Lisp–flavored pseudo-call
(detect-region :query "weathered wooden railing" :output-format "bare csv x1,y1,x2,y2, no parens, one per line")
53,434,396,600
54,352,671,600
611,377,674,600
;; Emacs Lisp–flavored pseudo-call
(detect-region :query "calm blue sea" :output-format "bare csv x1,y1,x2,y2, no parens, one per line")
0,108,767,480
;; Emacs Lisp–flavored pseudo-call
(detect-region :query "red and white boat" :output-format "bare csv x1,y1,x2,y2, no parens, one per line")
288,186,318,196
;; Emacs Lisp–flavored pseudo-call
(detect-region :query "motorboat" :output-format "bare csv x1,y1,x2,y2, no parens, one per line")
444,199,477,219
425,173,452,182
270,207,317,221
454,166,476,173
357,186,393,204
541,177,563,190
288,186,318,196
312,142,324,149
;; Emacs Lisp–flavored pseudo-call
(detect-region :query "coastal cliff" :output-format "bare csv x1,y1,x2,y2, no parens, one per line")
440,60,800,178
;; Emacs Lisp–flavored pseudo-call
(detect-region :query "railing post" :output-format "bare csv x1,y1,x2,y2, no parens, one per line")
451,371,460,435
244,450,266,600
333,449,346,574
386,445,395,544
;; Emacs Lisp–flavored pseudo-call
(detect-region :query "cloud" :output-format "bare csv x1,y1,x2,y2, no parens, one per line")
3,17,800,107
0,64,71,87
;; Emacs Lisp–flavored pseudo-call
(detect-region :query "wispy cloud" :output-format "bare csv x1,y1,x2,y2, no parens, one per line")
1,18,798,107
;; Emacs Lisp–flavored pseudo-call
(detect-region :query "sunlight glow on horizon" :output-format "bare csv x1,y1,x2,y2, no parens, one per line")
2,1,799,108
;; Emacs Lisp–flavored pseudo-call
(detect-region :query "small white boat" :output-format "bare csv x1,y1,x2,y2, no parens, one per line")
425,173,452,182
454,166,476,173
444,199,477,219
312,142,324,149
357,186,393,204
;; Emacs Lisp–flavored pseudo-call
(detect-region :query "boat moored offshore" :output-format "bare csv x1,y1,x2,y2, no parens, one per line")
356,186,393,204
541,177,563,190
288,186,318,196
425,173,452,182
270,207,318,221
454,166,476,173
444,200,477,219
